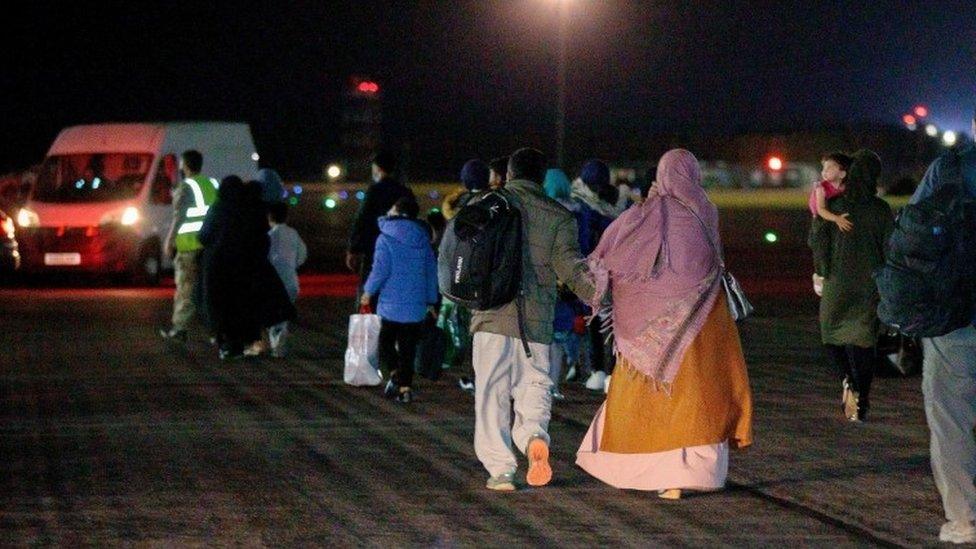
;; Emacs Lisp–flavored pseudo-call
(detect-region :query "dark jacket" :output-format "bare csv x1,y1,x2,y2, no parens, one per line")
466,179,595,344
348,177,416,256
809,150,894,347
575,201,616,256
199,184,296,342
364,216,439,323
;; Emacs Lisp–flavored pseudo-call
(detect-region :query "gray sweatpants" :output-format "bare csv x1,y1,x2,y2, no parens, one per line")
922,324,976,524
473,332,552,477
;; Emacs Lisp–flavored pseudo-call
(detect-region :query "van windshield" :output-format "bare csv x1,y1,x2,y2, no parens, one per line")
33,153,153,203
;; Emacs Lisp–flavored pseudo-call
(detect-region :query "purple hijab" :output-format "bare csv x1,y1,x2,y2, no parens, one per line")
588,149,723,388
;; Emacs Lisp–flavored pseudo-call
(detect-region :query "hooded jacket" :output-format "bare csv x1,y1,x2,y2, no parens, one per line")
364,216,439,323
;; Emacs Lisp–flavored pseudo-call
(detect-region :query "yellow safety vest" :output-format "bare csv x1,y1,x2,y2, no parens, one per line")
175,175,219,252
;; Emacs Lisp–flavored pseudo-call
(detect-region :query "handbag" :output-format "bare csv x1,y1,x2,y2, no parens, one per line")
344,304,383,386
671,197,754,321
722,270,754,322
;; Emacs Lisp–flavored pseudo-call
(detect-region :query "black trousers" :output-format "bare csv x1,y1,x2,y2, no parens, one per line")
379,319,422,389
825,344,875,406
589,319,615,374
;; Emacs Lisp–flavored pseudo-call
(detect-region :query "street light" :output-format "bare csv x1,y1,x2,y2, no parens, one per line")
943,131,958,147
925,124,938,137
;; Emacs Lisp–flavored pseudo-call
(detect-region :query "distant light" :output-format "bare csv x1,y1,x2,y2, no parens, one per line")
943,131,958,146
431,208,441,214
356,81,380,94
75,180,84,189
92,177,101,189
293,185,303,195
925,124,939,137
355,190,366,200
428,190,440,199
324,198,337,209
764,231,779,244
913,105,928,118
288,196,299,206
251,152,260,162
121,206,140,226
903,114,917,126
906,123,918,131
327,164,342,179
767,156,783,171
338,190,349,200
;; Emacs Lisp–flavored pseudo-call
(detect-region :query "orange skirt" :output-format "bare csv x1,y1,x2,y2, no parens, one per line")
599,297,754,454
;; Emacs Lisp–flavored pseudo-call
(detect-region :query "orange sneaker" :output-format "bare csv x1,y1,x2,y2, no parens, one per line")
526,436,552,487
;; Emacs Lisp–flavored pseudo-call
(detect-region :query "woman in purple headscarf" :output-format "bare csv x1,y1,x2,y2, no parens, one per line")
576,149,753,497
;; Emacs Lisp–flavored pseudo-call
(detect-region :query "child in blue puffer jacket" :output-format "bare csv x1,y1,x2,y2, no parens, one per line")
360,196,438,403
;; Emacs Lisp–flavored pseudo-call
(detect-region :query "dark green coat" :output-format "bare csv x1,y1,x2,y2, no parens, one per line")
808,177,894,348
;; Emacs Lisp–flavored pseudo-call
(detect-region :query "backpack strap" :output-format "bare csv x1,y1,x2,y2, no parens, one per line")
498,189,534,359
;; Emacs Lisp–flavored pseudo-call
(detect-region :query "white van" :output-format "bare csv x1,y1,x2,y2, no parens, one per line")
16,122,259,283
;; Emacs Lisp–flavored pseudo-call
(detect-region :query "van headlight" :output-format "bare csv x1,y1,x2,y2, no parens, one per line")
100,206,141,226
17,208,39,228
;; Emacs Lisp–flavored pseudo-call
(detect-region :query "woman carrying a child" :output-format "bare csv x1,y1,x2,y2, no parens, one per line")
808,149,894,422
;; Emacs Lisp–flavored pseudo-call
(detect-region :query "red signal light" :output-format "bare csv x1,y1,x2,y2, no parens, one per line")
356,81,380,94
913,105,928,118
767,156,783,171
903,114,917,126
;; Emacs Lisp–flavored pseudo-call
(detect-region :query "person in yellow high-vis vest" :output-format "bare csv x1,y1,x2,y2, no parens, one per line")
160,150,219,341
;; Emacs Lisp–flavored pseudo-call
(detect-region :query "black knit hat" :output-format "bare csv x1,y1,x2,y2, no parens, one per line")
371,150,398,175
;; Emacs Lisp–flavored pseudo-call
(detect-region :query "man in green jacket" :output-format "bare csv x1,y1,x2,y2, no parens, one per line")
469,148,595,491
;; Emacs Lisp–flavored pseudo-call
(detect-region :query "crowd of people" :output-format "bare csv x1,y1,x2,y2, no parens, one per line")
342,116,976,543
154,115,976,544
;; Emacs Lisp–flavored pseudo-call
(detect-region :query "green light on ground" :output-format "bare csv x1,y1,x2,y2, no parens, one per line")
764,231,779,243
288,196,299,206
324,198,337,209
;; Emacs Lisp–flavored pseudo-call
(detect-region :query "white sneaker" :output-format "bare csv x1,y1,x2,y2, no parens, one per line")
604,375,612,394
585,371,607,391
486,471,516,492
940,520,976,544
565,365,577,382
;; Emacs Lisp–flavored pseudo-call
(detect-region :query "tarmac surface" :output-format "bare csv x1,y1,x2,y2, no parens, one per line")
0,278,951,547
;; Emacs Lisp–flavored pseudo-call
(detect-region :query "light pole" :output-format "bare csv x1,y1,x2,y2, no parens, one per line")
555,1,569,167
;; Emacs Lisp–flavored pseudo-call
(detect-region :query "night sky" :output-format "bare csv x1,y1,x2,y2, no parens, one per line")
3,1,974,178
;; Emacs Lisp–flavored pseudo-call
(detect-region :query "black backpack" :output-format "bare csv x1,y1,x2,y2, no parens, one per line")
874,148,976,337
438,190,532,354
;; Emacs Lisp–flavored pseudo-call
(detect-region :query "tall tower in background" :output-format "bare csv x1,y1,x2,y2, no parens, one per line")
338,76,383,181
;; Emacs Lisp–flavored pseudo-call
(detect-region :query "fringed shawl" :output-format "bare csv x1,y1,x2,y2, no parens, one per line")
587,149,723,389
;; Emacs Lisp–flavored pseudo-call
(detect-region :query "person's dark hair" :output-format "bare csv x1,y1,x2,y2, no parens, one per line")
181,150,203,173
489,156,508,178
507,148,546,184
393,196,419,219
821,151,853,172
268,201,289,224
218,175,245,201
844,149,882,203
371,150,398,175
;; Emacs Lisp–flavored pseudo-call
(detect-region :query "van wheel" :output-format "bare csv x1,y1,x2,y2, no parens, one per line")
134,243,162,286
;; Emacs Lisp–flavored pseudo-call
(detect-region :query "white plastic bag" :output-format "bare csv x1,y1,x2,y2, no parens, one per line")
344,313,383,386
